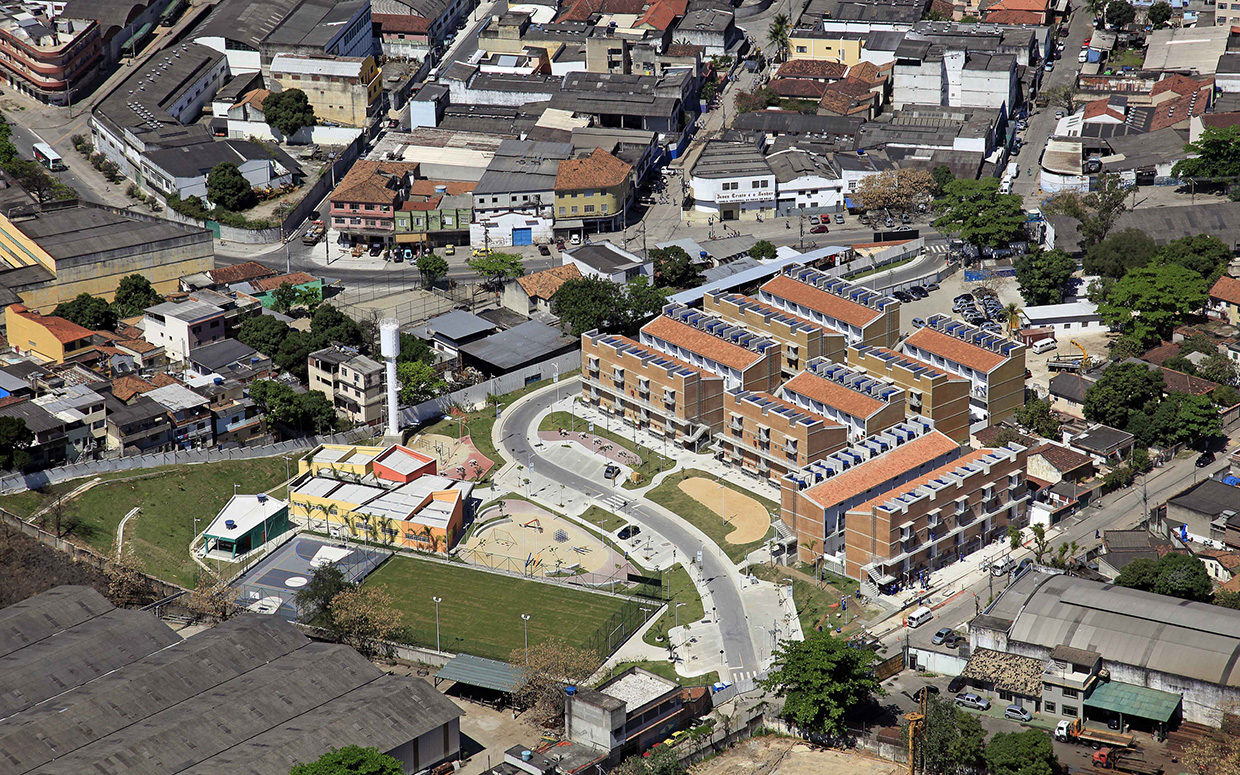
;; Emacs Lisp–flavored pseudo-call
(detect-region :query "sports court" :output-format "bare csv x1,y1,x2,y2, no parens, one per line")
233,535,392,619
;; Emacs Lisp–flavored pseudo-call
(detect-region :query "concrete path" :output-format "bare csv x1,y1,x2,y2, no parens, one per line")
114,507,140,558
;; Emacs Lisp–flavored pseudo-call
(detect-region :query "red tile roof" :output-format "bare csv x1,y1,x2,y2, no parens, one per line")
1200,112,1240,131
373,13,431,34
776,59,847,80
1083,97,1124,121
555,148,632,191
401,197,442,212
803,431,960,508
642,315,765,371
597,334,712,378
782,371,885,420
768,79,830,99
1141,341,1180,366
665,43,703,58
1029,443,1092,473
636,0,678,29
903,326,1007,373
849,447,1000,514
112,375,156,402
249,272,319,293
984,8,1045,22
331,161,418,206
760,274,883,329
117,338,160,355
150,373,180,388
1161,368,1218,396
8,305,95,345
1151,74,1211,98
517,264,582,300
1211,275,1240,306
208,261,278,285
235,89,270,110
407,179,477,198
1148,88,1209,132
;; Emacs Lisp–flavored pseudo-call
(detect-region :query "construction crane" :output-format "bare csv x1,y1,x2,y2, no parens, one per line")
904,687,930,775
1070,339,1092,370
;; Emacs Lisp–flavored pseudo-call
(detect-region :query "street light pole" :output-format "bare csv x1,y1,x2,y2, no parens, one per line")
433,595,442,652
521,613,531,663
675,601,686,629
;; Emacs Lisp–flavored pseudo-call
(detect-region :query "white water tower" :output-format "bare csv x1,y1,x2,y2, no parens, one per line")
380,319,401,437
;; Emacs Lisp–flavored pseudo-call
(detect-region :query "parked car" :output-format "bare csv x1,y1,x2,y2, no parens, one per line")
444,244,456,255
834,213,845,224
368,244,383,257
1078,49,1089,63
954,293,973,303
397,247,412,262
948,676,967,693
908,285,928,298
538,244,551,256
931,627,954,645
916,686,941,701
924,281,939,291
811,224,830,234
956,693,991,710
570,233,582,245
617,524,641,539
1196,451,1216,468
893,290,914,303
472,247,493,258
1044,60,1054,72
912,317,926,328
945,635,965,649
1005,705,1033,723
901,212,912,224
604,464,621,480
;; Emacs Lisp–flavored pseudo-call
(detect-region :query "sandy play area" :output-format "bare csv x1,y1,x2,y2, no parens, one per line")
692,738,899,775
677,477,771,544
458,499,617,577
410,433,494,480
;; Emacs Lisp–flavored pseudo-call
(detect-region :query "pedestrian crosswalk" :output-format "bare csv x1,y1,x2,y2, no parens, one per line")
925,243,951,254
731,670,762,682
602,494,626,511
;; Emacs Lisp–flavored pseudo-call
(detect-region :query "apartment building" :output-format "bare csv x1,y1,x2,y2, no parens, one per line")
900,313,1027,425
758,266,900,348
718,387,848,483
0,13,101,105
780,418,961,571
847,344,971,444
142,299,226,363
329,161,418,246
703,290,846,379
780,359,906,441
638,304,781,393
4,304,98,364
844,442,1028,584
582,330,724,449
308,346,385,426
269,54,382,128
146,382,214,449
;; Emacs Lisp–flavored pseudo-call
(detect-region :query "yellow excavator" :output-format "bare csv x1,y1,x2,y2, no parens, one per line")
1070,339,1092,370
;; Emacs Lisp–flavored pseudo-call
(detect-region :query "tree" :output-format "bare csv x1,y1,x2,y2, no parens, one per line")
111,274,163,317
1155,233,1232,283
1164,354,1197,375
650,245,704,289
0,415,33,471
1148,0,1172,26
1165,392,1222,447
289,746,404,775
623,276,668,331
1041,84,1077,115
1042,174,1129,245
328,584,401,658
294,565,349,626
310,304,366,351
915,696,987,775
239,314,292,358
183,574,239,621
397,360,446,404
416,252,448,286
749,239,777,261
54,292,117,331
613,746,686,775
206,162,256,211
553,276,626,335
767,12,790,58
1099,263,1209,349
854,168,937,214
250,379,340,435
1173,124,1240,181
1182,728,1240,775
262,89,317,138
1014,247,1076,305
467,251,524,287
1117,553,1212,601
930,164,954,195
932,178,1026,255
1014,397,1060,438
397,332,435,366
1215,383,1240,408
1105,0,1135,28
1082,228,1157,278
984,730,1058,775
8,159,55,202
270,282,299,314
1198,353,1238,386
509,638,597,726
759,630,882,737
1083,362,1165,430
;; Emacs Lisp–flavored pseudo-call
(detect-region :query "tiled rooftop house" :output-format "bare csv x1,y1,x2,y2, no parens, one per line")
900,313,1027,425
582,331,725,450
719,387,847,483
845,442,1028,584
703,290,846,379
779,419,962,573
757,266,900,348
847,344,971,444
780,358,907,441
638,304,781,393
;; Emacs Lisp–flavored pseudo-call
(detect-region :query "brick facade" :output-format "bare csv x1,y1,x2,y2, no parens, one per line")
780,358,907,442
900,314,1027,425
703,290,846,379
757,267,900,349
639,304,782,393
718,388,848,484
846,344,972,445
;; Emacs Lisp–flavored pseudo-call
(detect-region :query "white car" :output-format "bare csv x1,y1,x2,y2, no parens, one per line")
1078,49,1089,63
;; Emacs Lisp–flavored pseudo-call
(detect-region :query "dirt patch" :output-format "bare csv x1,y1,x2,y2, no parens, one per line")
410,433,494,480
458,498,615,575
691,738,900,775
677,477,770,545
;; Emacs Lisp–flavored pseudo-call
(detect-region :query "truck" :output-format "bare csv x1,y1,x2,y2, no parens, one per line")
1092,747,1163,775
301,222,326,245
1054,719,1134,749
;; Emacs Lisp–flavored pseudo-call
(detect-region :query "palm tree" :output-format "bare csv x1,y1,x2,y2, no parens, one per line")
767,14,790,61
1004,303,1022,336
378,517,397,549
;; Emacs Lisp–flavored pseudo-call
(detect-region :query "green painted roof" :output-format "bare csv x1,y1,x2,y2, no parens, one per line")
436,653,523,693
1084,680,1181,723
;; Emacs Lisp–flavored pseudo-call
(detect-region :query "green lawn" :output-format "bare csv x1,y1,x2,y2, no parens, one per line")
367,554,631,661
846,254,917,281
603,660,719,688
580,505,628,534
748,562,869,636
0,458,293,587
645,469,776,564
1107,47,1144,69
417,371,578,471
643,564,703,647
539,410,676,488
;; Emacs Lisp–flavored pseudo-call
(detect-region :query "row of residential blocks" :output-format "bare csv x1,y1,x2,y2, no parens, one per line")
580,265,1029,584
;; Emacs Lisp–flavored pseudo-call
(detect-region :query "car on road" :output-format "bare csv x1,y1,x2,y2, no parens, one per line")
834,213,845,224
444,244,455,255
472,247,493,257
538,244,551,256
617,524,641,540
912,317,926,328
1055,109,1066,119
1079,49,1089,63
956,693,991,710
1005,705,1033,722
948,676,967,693
604,464,621,480
1044,60,1054,72
570,233,582,245
931,627,954,645
811,224,830,233
901,212,912,224
1196,451,1216,468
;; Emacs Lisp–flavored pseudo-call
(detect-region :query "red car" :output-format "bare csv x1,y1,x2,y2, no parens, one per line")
810,224,830,234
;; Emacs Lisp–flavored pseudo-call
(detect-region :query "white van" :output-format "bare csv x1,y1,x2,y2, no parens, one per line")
992,556,1015,576
907,606,934,628
1031,338,1057,354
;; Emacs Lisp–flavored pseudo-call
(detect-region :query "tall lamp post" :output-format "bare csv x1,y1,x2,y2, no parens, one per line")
675,601,687,629
432,596,443,653
521,613,531,663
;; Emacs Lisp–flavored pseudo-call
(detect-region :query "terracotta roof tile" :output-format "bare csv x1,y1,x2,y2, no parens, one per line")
665,43,703,57
1211,275,1240,306
782,370,885,420
1161,367,1218,396
636,0,678,29
850,447,1002,513
1083,97,1124,120
776,59,847,80
235,88,270,110
518,263,582,300
373,13,431,34
760,274,883,329
983,8,1044,22
769,79,829,99
400,197,442,212
1201,112,1240,131
1141,341,1180,366
817,90,871,116
600,334,715,378
803,431,960,508
9,306,95,345
827,78,875,99
408,179,477,198
1152,74,1211,98
642,315,764,371
331,160,418,206
249,272,319,293
556,148,631,192
117,338,159,354
112,375,156,402
208,261,278,285
150,373,180,388
1029,442,1092,473
903,326,1007,373
846,61,886,85
1148,88,1209,132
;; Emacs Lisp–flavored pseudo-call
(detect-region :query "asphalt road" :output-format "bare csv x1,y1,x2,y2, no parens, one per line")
8,121,95,199
497,381,762,678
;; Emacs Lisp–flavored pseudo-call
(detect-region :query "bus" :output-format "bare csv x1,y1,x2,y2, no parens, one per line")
32,143,64,171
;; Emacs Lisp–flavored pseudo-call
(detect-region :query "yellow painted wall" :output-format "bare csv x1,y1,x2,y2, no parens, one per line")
298,444,387,477
289,488,464,553
788,35,862,66
555,182,630,220
2,306,95,363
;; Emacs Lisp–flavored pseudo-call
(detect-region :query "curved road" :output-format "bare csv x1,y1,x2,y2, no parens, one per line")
497,381,761,679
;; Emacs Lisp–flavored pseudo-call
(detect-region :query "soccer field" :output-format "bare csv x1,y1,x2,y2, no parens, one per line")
366,555,636,661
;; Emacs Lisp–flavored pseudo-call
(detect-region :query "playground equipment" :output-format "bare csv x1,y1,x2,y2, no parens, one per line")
523,518,544,533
